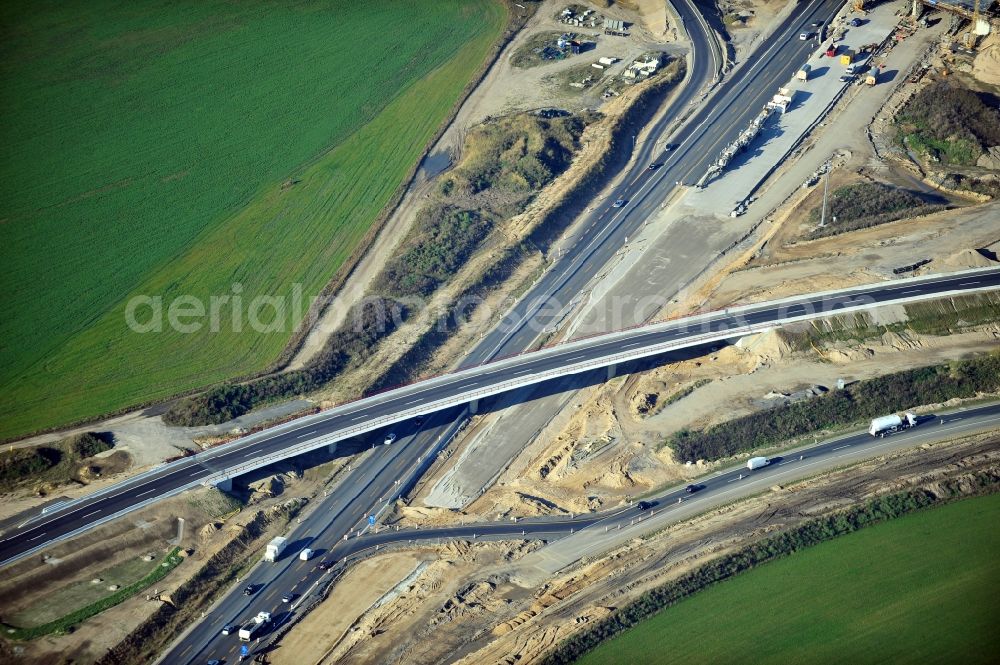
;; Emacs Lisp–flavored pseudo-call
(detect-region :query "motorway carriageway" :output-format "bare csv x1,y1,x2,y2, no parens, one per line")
0,0,843,567
170,400,1000,665
4,269,1000,568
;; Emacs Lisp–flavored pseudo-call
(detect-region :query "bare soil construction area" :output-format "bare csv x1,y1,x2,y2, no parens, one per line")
403,297,999,524
0,455,350,664
270,432,999,665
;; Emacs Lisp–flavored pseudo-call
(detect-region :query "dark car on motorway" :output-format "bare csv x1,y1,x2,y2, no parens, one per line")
221,624,235,635
612,198,626,208
647,162,660,171
637,500,656,510
282,592,295,603
685,484,703,493
318,561,332,571
244,584,256,596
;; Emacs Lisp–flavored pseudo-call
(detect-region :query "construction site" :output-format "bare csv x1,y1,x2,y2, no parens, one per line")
2,1,998,664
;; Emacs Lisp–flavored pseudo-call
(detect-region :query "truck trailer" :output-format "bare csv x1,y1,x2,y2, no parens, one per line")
868,413,917,437
746,456,770,470
238,611,271,641
264,536,288,562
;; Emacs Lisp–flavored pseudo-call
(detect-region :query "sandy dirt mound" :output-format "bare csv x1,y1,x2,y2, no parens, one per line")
933,248,999,272
973,33,1000,86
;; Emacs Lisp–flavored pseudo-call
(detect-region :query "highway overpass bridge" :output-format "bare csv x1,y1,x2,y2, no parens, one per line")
2,266,999,566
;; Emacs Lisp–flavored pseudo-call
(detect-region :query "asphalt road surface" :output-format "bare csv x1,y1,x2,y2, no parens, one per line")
0,0,859,569
165,401,1000,665
6,269,997,570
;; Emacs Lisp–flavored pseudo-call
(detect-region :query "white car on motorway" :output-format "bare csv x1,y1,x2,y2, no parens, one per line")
383,432,397,445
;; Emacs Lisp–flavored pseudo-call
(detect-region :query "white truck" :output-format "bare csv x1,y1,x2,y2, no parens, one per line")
264,536,288,562
299,548,314,561
868,413,917,437
746,456,770,470
238,611,271,641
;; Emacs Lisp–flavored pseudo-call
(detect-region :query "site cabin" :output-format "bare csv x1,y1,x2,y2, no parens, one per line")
840,51,854,65
865,66,879,85
797,64,811,81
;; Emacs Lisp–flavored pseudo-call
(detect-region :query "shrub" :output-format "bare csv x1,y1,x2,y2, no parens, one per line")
896,81,1000,166
667,352,1000,463
164,297,410,426
807,182,943,238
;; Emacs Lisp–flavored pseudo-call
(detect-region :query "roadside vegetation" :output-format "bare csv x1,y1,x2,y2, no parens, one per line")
0,0,508,440
97,502,303,665
784,292,1000,346
667,351,1000,463
1,548,183,640
554,484,999,665
0,432,119,490
166,112,591,425
895,80,1000,166
806,182,945,239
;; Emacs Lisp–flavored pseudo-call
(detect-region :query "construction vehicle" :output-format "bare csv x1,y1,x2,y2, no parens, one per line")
865,66,879,85
797,63,811,81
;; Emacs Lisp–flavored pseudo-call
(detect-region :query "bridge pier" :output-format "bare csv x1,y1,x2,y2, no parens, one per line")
327,441,337,455
216,477,233,493
469,399,479,414
606,363,617,381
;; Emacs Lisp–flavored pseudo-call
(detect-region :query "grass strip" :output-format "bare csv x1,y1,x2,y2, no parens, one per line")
543,474,999,664
2,547,183,640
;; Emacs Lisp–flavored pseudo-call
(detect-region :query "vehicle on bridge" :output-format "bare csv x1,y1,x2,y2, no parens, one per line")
869,413,917,437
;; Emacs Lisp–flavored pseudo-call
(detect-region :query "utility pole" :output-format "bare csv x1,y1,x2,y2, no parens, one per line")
819,161,831,228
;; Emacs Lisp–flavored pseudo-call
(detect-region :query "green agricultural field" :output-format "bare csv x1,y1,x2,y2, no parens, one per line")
577,493,1000,665
0,0,507,439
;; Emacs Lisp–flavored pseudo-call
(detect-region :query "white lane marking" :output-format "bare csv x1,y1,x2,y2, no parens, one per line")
566,355,587,362
136,488,157,498
727,477,740,483
832,445,849,451
513,369,533,376
29,533,46,541
405,399,422,405
189,470,203,477
901,289,921,295
622,342,641,348
959,281,981,286
296,430,317,439
82,509,101,519
349,414,365,421
243,450,258,458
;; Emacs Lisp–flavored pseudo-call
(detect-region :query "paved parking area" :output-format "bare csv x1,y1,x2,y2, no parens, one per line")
685,1,901,217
